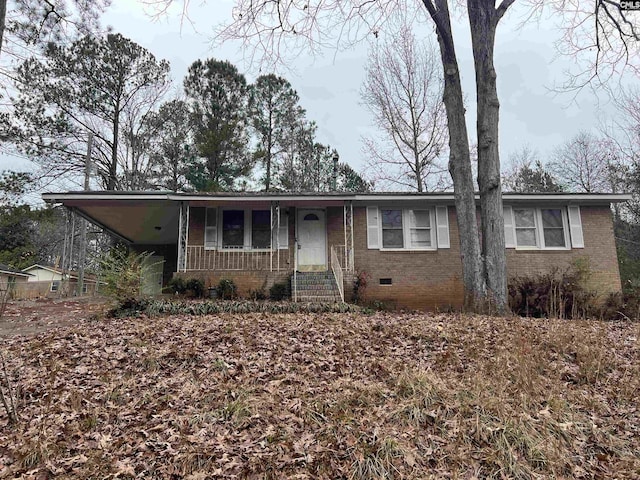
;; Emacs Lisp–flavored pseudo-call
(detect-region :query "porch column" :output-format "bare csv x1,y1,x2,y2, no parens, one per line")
177,201,188,272
343,201,354,272
276,202,281,271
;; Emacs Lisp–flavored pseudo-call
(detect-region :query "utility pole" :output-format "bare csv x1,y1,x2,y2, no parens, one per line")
77,133,93,296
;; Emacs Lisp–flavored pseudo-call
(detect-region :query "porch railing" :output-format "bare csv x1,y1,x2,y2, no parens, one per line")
330,245,345,302
331,244,354,273
185,246,289,271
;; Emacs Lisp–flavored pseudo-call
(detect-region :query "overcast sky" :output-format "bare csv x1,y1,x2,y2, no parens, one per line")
1,0,623,188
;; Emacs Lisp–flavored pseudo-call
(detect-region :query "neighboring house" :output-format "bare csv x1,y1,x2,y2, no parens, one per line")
0,264,32,298
42,191,630,310
22,264,99,297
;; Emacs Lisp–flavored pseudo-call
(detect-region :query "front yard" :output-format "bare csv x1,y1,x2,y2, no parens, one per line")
1,307,639,478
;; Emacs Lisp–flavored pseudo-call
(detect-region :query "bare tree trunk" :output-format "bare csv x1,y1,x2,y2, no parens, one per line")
0,0,7,56
424,0,486,308
108,100,121,191
469,0,512,312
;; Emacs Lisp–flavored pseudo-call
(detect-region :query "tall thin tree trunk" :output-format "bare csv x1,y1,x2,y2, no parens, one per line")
425,0,486,308
469,0,512,312
109,101,120,190
266,110,273,191
0,0,7,56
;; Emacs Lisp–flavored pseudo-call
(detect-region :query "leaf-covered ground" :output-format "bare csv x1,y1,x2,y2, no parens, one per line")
1,311,639,478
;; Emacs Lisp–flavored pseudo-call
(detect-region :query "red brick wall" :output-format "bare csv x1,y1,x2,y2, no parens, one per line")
351,206,465,310
174,271,290,298
506,206,621,293
350,205,621,311
183,203,621,310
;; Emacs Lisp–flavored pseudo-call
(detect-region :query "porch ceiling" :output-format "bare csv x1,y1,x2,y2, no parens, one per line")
62,199,179,245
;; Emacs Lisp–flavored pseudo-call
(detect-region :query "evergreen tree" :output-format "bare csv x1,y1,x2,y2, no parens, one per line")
184,58,252,191
248,74,301,191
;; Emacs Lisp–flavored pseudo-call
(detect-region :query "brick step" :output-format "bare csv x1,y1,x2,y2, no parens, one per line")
293,271,342,303
297,295,342,303
297,290,340,297
295,283,339,289
295,276,335,282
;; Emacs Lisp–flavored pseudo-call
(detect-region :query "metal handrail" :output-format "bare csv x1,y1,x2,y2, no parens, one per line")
293,239,298,302
330,245,345,302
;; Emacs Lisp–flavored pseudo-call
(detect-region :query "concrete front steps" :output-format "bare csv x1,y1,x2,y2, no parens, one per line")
294,271,342,303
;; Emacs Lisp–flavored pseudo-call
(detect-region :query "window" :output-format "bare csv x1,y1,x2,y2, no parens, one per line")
541,209,566,248
367,206,447,251
252,210,271,249
50,280,60,292
202,207,288,250
509,207,569,249
514,209,538,247
222,210,244,248
205,207,217,249
408,210,432,248
381,209,404,248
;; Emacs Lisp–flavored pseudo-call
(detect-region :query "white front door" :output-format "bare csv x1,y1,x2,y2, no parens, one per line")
297,209,327,271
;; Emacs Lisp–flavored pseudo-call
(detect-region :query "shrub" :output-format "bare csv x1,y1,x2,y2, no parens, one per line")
600,287,640,320
165,277,186,295
185,278,205,298
352,270,369,304
508,259,597,319
269,279,291,300
143,299,361,316
99,245,156,305
248,287,267,300
217,279,237,300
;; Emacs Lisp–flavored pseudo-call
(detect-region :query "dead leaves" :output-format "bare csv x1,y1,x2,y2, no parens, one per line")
0,311,639,478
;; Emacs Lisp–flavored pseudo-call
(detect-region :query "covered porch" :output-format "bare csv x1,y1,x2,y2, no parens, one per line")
178,199,355,276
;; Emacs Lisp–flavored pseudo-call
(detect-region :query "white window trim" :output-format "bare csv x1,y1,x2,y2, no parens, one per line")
204,207,217,250
205,207,287,252
378,207,437,251
513,207,571,251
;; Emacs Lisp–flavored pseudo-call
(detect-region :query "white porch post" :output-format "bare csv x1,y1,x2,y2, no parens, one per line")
343,203,347,268
276,202,281,271
349,201,354,272
343,201,354,272
177,201,188,272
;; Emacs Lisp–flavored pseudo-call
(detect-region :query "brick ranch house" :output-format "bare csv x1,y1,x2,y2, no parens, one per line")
42,191,630,310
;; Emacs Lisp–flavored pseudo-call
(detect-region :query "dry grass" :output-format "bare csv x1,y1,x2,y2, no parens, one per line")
0,312,639,478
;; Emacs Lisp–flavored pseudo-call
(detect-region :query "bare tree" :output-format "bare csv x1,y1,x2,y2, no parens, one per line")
549,131,615,193
361,27,449,192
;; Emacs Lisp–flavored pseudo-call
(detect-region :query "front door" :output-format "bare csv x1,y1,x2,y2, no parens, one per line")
297,209,327,271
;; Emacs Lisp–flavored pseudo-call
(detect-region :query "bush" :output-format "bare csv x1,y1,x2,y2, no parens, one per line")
353,270,369,304
269,279,291,300
165,277,186,295
217,279,237,300
600,287,640,321
144,299,361,316
99,245,156,305
248,288,267,300
186,278,205,298
508,259,597,319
